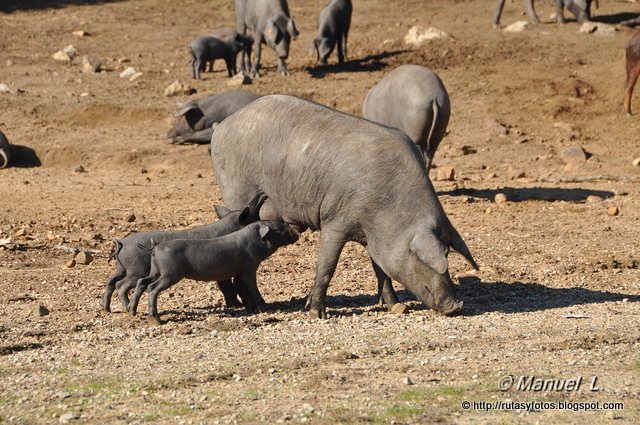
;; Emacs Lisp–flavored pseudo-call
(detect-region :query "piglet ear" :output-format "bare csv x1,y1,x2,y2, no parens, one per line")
409,228,448,274
259,223,270,240
287,18,299,39
238,207,251,226
213,205,232,219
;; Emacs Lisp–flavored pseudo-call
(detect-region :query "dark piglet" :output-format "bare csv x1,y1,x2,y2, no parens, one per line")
129,221,299,324
188,32,252,79
235,0,299,77
310,0,352,66
211,95,478,319
166,91,261,144
624,32,640,116
102,192,268,313
0,130,11,169
363,64,450,170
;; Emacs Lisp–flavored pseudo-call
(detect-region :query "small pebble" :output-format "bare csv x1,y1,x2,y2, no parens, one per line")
607,206,619,216
494,193,508,204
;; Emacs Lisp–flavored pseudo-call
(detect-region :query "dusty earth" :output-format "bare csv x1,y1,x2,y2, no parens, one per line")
1,0,639,423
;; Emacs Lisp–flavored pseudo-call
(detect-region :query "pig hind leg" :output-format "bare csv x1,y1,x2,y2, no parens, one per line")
147,275,182,324
102,266,126,312
624,54,640,115
217,279,242,308
115,275,140,312
128,275,156,316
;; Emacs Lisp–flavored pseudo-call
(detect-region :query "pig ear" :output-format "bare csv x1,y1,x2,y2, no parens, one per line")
213,205,232,219
259,223,270,240
287,18,299,39
265,19,278,44
449,222,479,270
174,101,197,117
409,228,449,274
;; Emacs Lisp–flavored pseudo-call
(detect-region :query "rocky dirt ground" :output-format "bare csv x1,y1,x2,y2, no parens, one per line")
1,0,639,423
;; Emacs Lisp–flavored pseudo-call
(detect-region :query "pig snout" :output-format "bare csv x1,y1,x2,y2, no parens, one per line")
408,270,462,316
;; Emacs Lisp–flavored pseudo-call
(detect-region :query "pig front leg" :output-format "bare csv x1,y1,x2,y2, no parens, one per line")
305,228,347,319
337,36,346,64
492,0,507,28
555,0,566,23
169,127,214,145
524,0,541,24
277,57,289,76
236,270,266,313
250,34,263,78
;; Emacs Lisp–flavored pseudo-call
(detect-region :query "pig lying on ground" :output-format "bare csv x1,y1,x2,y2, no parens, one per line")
0,130,11,169
211,94,478,319
129,221,299,324
362,65,450,170
310,0,352,66
188,32,252,79
102,192,267,313
166,91,262,145
235,0,299,76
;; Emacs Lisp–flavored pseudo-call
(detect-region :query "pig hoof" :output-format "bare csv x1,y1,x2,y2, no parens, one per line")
308,308,327,319
103,305,111,313
389,303,410,314
146,316,163,325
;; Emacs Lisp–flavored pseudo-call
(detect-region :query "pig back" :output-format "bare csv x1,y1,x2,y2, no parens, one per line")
211,94,441,232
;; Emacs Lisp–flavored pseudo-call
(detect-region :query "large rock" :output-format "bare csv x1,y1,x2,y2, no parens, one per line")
163,80,196,97
503,21,529,33
81,55,102,74
119,67,137,79
579,22,616,35
404,26,451,45
227,73,252,87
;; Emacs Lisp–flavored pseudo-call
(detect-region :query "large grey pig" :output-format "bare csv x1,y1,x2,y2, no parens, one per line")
0,130,11,169
310,0,352,65
129,221,299,324
166,90,261,144
235,0,299,77
210,95,478,319
188,32,252,79
102,192,267,313
362,65,450,170
493,0,591,28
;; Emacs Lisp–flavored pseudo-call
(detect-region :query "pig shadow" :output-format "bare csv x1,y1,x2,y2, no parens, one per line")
0,0,121,12
439,187,614,203
456,277,640,316
593,13,640,26
307,50,411,78
316,279,638,317
6,145,41,168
